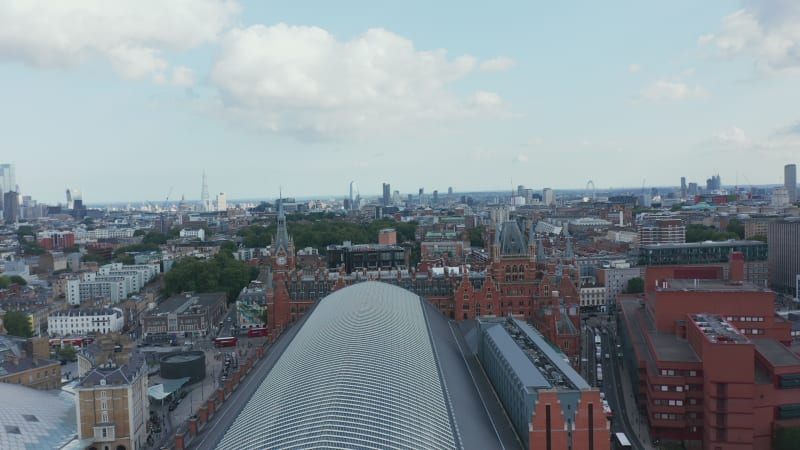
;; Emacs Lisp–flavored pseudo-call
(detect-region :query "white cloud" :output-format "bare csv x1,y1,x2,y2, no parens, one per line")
0,0,239,82
171,66,195,87
480,56,516,72
713,127,749,145
699,1,800,74
512,153,529,163
639,80,708,102
209,24,510,137
628,63,641,73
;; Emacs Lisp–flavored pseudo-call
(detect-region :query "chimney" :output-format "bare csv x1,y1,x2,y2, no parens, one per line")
729,252,745,284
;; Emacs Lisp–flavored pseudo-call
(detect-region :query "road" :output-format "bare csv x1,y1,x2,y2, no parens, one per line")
189,315,307,450
600,321,652,450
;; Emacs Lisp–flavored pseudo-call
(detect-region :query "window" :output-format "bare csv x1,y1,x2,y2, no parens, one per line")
102,428,107,437
101,401,108,410
101,391,107,398
102,412,109,422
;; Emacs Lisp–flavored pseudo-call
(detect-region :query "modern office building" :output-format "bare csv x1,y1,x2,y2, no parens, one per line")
74,352,149,450
216,192,227,211
382,182,390,206
325,242,410,274
768,220,800,296
3,191,19,223
786,164,797,204
637,218,685,246
638,240,769,287
542,188,555,206
618,259,800,449
47,308,125,336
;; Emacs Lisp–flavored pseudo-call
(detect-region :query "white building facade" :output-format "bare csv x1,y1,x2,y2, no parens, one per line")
48,308,125,336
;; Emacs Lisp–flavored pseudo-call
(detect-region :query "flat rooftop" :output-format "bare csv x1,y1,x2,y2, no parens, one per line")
752,339,800,367
661,278,768,293
147,292,225,315
640,240,766,249
650,332,700,363
690,314,748,344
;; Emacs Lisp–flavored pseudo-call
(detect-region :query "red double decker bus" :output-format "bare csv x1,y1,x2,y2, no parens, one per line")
214,337,238,348
247,327,269,337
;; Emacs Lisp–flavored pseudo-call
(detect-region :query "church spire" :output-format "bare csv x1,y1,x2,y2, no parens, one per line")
274,190,291,253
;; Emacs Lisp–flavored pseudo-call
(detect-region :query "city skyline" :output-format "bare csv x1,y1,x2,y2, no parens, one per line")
2,1,800,203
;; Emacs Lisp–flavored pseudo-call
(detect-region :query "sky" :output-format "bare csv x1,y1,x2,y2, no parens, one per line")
1,0,800,204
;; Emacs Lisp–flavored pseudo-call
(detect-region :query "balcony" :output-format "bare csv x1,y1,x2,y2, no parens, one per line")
92,424,116,442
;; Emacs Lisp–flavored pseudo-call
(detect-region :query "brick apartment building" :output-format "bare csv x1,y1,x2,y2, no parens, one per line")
618,254,800,449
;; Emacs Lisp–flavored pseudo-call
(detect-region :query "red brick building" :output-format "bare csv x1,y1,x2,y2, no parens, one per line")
264,219,583,366
618,253,800,449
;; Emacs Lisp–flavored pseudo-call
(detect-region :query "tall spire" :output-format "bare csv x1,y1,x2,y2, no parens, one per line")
200,170,210,212
274,190,290,253
537,236,546,262
565,235,574,259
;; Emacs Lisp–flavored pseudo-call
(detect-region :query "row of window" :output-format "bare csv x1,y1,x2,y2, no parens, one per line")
653,399,684,406
726,316,765,323
740,328,765,335
659,369,700,377
654,413,684,421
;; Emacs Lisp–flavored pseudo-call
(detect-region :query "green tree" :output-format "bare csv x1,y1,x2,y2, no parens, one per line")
0,276,9,288
133,229,146,237
260,308,268,325
57,345,77,361
162,252,258,303
9,275,26,286
114,254,135,265
81,253,108,264
750,234,767,243
625,277,645,294
142,231,168,245
219,240,238,255
21,240,46,255
3,310,33,338
468,226,485,248
726,219,744,239
63,245,80,253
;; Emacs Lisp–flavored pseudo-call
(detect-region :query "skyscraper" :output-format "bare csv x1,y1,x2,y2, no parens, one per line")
0,163,15,211
349,181,359,211
216,192,227,211
200,171,211,212
382,183,390,207
785,164,797,204
3,191,19,223
680,176,687,199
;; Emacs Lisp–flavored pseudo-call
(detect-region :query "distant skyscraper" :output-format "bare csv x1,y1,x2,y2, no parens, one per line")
3,191,19,223
349,181,359,211
382,183,390,207
418,188,424,206
680,177,687,199
432,190,438,205
216,192,227,211
200,171,211,212
0,163,15,211
542,188,554,206
448,186,453,196
688,182,698,196
785,164,797,204
706,174,721,191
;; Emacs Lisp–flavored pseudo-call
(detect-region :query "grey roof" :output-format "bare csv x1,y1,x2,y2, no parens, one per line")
217,282,460,450
146,292,225,315
499,221,527,255
0,383,77,450
49,308,121,318
511,318,591,390
752,338,800,367
76,351,146,388
484,324,551,389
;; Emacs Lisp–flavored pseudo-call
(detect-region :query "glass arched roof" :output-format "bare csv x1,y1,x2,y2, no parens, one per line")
217,281,458,450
